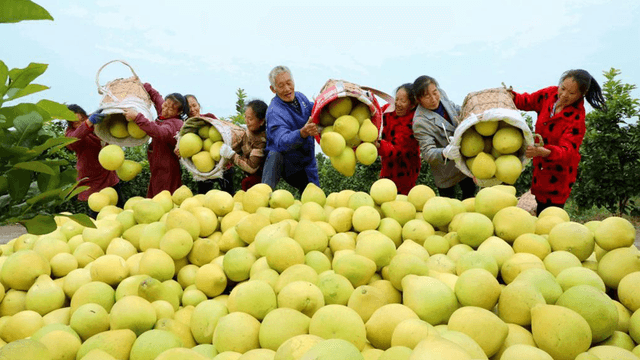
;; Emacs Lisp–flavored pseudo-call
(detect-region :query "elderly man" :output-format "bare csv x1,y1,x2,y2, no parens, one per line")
261,65,320,193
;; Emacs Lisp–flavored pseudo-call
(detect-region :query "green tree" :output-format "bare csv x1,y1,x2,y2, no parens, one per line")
0,0,94,233
224,88,247,126
573,68,640,215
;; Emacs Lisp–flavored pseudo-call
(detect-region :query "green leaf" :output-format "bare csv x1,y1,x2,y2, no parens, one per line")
19,214,56,235
30,136,77,156
6,63,48,99
56,213,95,228
6,168,32,201
0,0,53,23
0,60,8,99
0,103,48,130
65,185,90,201
12,108,45,145
5,84,49,101
13,161,55,175
37,99,76,121
37,171,59,192
26,188,62,205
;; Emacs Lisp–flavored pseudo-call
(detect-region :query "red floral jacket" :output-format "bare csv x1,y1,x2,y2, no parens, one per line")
514,86,586,204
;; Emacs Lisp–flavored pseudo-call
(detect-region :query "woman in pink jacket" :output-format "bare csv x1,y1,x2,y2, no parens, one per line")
124,83,189,198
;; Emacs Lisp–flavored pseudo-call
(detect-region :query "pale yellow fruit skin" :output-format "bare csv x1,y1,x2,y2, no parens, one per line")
364,303,419,350
308,304,367,351
179,133,203,158
556,284,618,343
460,128,484,157
98,144,125,171
531,304,592,360
212,312,261,354
594,216,636,251
328,97,353,118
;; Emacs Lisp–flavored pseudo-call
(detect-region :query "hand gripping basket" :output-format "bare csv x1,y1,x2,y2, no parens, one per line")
93,60,155,147
310,79,393,143
177,116,245,181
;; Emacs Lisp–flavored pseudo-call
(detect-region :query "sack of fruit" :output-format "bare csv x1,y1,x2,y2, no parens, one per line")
310,79,393,176
93,60,155,147
176,116,244,181
446,88,534,187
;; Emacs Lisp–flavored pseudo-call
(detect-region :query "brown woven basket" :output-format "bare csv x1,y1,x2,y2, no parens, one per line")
459,87,517,121
94,60,154,147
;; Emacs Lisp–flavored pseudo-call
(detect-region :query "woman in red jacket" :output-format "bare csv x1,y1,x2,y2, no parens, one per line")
375,83,421,195
124,83,189,198
510,69,605,214
65,105,120,210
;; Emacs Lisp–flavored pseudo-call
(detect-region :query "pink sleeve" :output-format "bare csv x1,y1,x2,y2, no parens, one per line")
144,83,164,114
65,122,93,151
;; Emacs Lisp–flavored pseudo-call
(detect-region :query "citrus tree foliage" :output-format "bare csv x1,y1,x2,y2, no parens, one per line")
0,0,94,233
573,68,640,215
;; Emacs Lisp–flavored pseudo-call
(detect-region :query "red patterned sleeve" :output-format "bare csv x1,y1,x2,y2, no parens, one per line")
513,87,554,113
545,111,586,162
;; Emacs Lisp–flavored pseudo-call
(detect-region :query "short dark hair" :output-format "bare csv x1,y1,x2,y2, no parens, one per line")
412,76,440,100
165,93,190,120
560,69,606,111
396,83,417,106
67,104,87,117
246,99,268,132
185,94,198,103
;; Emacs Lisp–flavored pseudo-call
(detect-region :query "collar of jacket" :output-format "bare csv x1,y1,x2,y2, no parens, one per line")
416,94,459,133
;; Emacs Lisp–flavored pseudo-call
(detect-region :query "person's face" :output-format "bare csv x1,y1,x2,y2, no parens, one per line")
245,106,264,132
187,97,200,117
161,98,180,118
71,113,85,128
557,77,581,108
271,72,295,102
395,88,412,117
418,83,441,111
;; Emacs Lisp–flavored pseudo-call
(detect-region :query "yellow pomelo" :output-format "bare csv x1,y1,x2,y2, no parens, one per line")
132,199,165,224
470,152,496,179
542,250,582,277
401,275,457,325
277,280,325,317
309,304,367,350
333,114,360,140
320,132,346,157
316,272,355,305
474,120,499,136
223,247,256,282
514,268,563,304
347,285,388,323
491,323,537,360
364,304,419,350
293,219,329,253
535,215,565,235
266,237,305,273
227,280,276,321
455,250,498,277
89,254,128,286
460,128,484,157
301,183,326,206
387,253,429,291
189,299,228,345
351,206,381,233
108,118,129,138
209,141,223,162
455,212,493,248
381,200,416,226
588,345,640,360
70,303,110,341
358,119,378,142
332,252,377,288
538,206,570,221
351,102,372,124
191,151,214,173
594,216,636,251
98,144,125,171
492,127,523,154
208,125,222,142
88,192,111,213
476,236,514,268
390,318,437,349
513,233,551,260
494,155,523,184
330,147,356,177
0,338,52,360
500,252,545,284
422,197,454,228
1,309,45,342
548,221,594,261
299,338,363,360
557,266,606,292
556,284,618,342
355,142,378,165
396,239,430,262
410,335,473,360
129,329,183,360
355,231,397,270
109,295,156,336
127,121,146,139
75,329,137,360
36,330,79,360
474,186,518,220
258,307,310,351
407,185,436,210
596,331,635,351
273,334,323,360
138,248,175,282
500,344,553,360
328,97,353,118
619,272,640,312
1,250,51,291
179,133,203,158
531,304,592,360
212,312,260,354
370,178,397,205
422,234,450,255
454,268,500,310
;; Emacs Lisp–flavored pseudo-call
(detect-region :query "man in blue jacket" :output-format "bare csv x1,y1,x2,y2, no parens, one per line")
262,65,320,193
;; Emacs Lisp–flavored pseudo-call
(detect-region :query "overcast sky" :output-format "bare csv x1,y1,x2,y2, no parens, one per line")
3,0,639,121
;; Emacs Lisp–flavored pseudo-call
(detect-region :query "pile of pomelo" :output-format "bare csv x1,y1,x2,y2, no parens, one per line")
0,180,639,360
318,97,379,176
178,125,225,174
460,120,525,184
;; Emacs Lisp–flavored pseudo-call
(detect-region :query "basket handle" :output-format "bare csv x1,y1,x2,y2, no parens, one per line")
95,59,140,95
361,86,394,105
533,134,544,146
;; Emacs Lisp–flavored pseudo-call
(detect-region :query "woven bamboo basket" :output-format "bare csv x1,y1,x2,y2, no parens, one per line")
459,87,517,122
177,116,245,181
94,60,154,147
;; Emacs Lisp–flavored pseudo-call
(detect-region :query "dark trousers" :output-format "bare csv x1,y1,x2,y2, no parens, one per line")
437,177,476,200
197,168,236,195
536,200,565,215
262,151,311,194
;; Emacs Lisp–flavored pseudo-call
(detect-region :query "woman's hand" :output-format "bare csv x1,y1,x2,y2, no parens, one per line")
373,140,381,149
525,145,551,158
124,108,138,122
174,145,181,158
